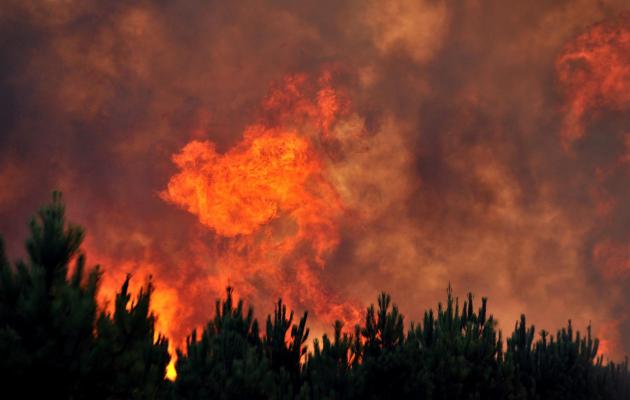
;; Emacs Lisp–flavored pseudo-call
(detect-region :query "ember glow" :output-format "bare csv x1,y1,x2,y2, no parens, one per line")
1,0,630,379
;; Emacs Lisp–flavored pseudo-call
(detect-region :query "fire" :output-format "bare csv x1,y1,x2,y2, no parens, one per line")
261,71,349,136
597,319,623,360
162,128,338,241
90,250,180,380
556,13,630,147
161,71,361,336
86,74,364,380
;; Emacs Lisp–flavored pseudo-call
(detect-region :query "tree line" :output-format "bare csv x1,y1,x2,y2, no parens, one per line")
0,194,628,399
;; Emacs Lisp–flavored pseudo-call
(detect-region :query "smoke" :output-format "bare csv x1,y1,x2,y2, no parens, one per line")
1,0,629,361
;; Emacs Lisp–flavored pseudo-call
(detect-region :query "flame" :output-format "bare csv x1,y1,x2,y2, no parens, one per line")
556,13,630,147
63,73,364,380
162,128,338,241
161,71,362,334
90,250,179,380
597,319,623,360
261,71,349,136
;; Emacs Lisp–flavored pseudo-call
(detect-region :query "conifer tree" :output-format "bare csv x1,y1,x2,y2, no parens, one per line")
0,193,170,399
0,192,100,398
174,287,273,400
91,275,171,399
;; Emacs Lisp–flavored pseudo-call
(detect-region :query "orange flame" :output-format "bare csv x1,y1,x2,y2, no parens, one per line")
90,251,179,380
162,71,361,330
597,319,623,360
556,13,630,147
91,72,365,380
162,128,339,242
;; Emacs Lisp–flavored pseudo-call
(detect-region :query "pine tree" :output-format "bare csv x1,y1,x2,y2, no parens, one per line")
90,275,171,399
0,192,100,398
0,193,170,399
174,287,273,400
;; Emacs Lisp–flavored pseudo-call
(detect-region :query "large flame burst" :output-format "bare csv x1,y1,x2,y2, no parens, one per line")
162,130,340,242
161,72,360,330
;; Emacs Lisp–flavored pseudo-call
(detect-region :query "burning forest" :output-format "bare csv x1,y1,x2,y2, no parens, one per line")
1,1,630,398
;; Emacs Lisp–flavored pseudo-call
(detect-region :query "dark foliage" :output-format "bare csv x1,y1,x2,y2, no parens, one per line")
175,285,630,400
1,194,629,399
0,193,170,399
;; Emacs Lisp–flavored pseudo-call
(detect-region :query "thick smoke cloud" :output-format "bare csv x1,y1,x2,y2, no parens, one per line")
1,0,629,359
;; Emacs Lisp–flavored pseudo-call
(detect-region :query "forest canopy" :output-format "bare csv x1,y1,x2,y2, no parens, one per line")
0,194,628,399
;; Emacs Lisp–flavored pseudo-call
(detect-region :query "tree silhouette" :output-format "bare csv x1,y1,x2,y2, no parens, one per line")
1,193,629,399
174,287,272,400
91,275,171,399
0,193,170,399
